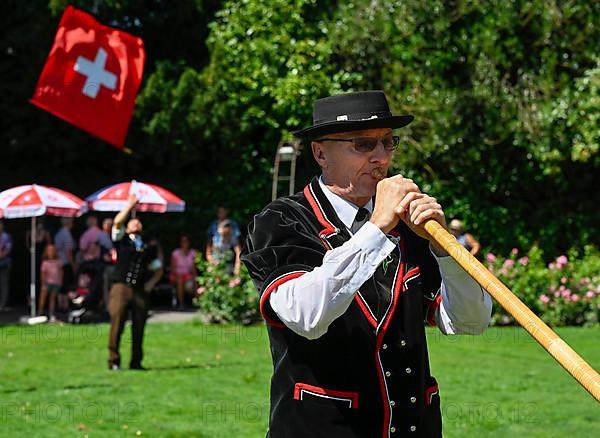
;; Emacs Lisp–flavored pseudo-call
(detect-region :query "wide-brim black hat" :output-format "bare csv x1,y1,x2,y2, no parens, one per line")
293,90,413,140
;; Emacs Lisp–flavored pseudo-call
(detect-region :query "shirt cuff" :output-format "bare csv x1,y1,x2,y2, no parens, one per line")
352,221,396,263
430,245,467,278
111,226,125,242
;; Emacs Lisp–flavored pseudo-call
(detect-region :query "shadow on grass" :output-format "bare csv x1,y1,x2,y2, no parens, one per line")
62,383,114,390
0,386,38,394
1,383,114,394
149,361,246,372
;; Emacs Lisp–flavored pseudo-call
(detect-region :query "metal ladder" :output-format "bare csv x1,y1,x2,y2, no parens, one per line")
272,140,301,201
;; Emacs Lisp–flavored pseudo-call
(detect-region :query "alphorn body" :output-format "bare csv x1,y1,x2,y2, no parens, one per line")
371,169,600,402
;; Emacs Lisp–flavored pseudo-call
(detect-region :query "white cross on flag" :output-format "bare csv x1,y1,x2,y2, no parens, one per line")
30,6,145,149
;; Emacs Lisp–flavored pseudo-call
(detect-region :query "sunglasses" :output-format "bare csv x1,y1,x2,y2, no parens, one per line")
316,136,400,152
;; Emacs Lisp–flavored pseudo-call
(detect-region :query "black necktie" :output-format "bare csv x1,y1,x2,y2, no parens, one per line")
351,207,371,234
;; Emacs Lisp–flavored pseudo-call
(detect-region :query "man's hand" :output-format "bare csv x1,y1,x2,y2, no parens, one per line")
370,175,448,254
396,191,448,255
370,175,421,234
114,194,138,229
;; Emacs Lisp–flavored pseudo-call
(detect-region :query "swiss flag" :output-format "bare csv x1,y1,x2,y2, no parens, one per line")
30,6,145,149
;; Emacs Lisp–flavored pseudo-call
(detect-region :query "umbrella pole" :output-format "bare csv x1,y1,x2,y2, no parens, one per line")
30,217,37,317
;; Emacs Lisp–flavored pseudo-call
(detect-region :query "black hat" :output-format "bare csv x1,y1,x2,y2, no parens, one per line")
293,90,413,140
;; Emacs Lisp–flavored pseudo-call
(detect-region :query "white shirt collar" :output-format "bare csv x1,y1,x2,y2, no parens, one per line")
318,176,373,231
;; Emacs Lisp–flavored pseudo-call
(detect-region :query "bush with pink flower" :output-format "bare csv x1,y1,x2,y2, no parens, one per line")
193,258,260,324
486,245,600,326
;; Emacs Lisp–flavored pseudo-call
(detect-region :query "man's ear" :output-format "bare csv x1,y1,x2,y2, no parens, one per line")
311,141,327,169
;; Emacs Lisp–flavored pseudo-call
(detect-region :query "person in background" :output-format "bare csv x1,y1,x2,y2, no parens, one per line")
54,218,76,312
170,234,198,310
108,195,163,371
0,221,13,311
38,244,63,322
98,218,114,253
449,219,481,257
99,218,115,312
206,220,241,276
79,216,102,256
78,216,104,308
207,206,241,242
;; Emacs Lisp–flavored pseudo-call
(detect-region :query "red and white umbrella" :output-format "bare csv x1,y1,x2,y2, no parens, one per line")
86,180,185,213
0,184,87,218
0,184,87,317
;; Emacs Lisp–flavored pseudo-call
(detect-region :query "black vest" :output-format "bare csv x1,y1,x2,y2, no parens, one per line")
112,236,155,288
242,177,443,438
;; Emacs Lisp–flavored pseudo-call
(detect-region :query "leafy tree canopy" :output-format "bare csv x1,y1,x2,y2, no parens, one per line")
2,0,598,258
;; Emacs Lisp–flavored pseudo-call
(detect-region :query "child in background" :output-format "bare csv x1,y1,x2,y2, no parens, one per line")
39,244,63,322
170,234,198,310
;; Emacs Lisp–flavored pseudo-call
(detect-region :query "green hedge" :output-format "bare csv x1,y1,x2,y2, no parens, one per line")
194,244,600,327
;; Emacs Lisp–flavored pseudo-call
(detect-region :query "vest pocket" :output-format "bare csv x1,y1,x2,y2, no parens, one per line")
423,376,443,436
294,383,359,409
403,266,421,290
425,377,440,407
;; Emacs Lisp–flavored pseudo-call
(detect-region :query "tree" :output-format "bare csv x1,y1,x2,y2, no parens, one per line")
328,0,600,254
2,0,598,261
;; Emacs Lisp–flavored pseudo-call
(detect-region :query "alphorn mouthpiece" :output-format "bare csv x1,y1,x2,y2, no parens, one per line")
371,168,386,180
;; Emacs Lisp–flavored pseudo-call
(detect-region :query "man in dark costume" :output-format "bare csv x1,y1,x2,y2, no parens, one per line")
107,195,163,371
242,90,492,437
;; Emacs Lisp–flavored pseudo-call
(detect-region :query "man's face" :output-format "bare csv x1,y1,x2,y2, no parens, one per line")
180,236,190,249
218,224,232,238
217,207,228,221
126,219,143,235
311,128,394,199
87,216,98,228
102,219,113,233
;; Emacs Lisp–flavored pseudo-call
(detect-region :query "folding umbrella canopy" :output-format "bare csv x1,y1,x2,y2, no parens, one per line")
86,180,185,214
0,184,87,317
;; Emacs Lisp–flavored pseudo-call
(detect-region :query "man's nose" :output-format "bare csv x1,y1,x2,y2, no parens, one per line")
370,141,391,163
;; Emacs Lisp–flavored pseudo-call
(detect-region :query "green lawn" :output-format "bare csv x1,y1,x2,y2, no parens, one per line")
0,322,598,437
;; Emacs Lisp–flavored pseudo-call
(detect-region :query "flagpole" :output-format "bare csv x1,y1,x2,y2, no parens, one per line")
130,179,137,218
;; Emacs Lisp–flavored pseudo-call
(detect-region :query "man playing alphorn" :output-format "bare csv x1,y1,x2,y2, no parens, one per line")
243,90,492,437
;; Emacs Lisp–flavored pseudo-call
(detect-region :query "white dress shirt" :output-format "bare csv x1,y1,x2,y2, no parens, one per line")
269,177,492,340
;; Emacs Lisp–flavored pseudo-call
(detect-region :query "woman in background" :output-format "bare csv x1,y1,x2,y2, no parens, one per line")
170,234,197,310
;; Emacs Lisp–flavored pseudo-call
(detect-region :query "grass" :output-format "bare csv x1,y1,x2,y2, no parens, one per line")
0,321,598,437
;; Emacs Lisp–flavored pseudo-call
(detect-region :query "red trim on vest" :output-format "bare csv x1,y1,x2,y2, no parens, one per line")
305,183,380,329
260,271,307,328
294,382,359,409
354,293,378,329
303,185,337,247
303,183,411,436
374,239,406,438
425,383,439,406
425,293,442,327
403,266,420,284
